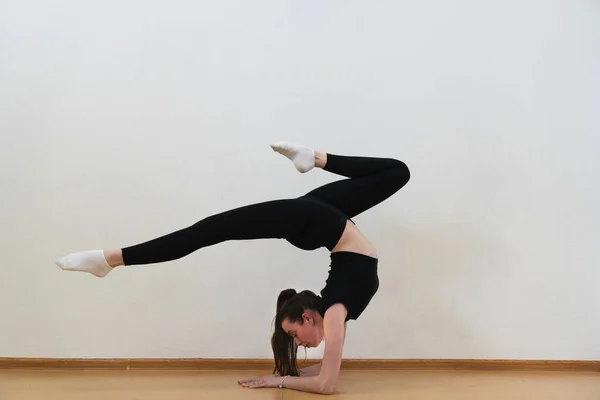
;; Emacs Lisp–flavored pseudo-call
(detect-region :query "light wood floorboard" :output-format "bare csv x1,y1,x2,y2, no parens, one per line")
1,369,599,399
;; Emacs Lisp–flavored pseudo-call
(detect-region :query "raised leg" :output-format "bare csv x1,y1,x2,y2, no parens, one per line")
304,153,410,218
271,142,410,219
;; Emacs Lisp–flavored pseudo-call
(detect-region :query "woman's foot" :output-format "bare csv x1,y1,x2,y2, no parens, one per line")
55,249,122,278
270,141,325,173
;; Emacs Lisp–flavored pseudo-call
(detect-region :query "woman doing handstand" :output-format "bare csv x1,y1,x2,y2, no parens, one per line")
55,141,411,395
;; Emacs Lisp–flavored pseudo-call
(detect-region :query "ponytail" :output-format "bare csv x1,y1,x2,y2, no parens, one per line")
271,288,321,376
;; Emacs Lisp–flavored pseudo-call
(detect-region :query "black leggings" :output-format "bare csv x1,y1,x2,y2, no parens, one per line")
121,153,410,266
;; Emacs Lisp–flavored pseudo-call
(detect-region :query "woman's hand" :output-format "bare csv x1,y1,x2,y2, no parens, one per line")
238,375,285,389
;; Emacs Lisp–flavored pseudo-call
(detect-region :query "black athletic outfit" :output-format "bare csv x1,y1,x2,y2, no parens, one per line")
122,153,410,321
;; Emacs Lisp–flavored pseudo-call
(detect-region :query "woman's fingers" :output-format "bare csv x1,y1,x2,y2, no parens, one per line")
239,378,264,388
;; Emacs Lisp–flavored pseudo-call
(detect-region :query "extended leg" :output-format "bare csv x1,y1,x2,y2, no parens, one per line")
121,199,307,265
56,199,311,277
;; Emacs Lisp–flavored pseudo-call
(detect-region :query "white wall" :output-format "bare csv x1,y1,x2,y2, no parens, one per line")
1,0,599,360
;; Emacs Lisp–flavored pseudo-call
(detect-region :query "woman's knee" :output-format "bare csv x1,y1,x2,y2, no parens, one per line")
391,159,410,187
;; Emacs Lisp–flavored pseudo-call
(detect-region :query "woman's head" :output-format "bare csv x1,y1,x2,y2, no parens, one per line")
271,288,324,376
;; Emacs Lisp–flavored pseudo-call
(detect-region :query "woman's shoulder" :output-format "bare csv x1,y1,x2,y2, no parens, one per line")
322,303,348,322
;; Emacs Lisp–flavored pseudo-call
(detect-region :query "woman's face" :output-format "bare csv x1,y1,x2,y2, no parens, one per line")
281,312,323,348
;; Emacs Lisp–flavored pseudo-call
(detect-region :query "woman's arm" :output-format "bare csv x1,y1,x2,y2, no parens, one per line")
280,304,347,394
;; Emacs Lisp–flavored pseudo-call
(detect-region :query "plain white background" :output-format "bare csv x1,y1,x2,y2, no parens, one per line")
1,0,598,360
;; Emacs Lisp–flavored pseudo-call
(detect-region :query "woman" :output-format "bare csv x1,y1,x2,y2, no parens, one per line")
56,141,410,394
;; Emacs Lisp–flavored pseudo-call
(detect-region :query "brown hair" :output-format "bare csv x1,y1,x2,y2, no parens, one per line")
271,288,322,376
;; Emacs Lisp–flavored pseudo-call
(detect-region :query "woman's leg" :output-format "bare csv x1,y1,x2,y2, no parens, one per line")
120,199,307,265
305,153,410,218
271,142,410,219
56,198,313,277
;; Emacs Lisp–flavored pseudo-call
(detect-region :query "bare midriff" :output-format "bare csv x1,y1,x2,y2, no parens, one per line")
331,220,378,258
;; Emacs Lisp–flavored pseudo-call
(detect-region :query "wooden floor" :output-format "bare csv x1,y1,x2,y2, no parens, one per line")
1,369,599,399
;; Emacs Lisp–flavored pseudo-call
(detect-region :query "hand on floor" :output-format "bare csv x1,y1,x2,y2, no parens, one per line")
238,375,284,389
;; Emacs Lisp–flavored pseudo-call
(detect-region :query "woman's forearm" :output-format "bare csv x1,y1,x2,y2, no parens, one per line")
281,375,331,394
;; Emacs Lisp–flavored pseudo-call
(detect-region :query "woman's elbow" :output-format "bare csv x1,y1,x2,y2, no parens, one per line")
321,385,335,395
319,379,337,395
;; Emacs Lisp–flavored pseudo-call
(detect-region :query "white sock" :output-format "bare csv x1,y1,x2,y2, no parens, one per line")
270,141,315,173
56,250,113,278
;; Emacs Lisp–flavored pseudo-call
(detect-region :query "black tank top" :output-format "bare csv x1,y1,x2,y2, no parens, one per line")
319,251,379,321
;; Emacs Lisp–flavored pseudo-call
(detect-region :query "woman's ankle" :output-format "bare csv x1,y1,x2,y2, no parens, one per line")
315,151,327,169
104,249,124,268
